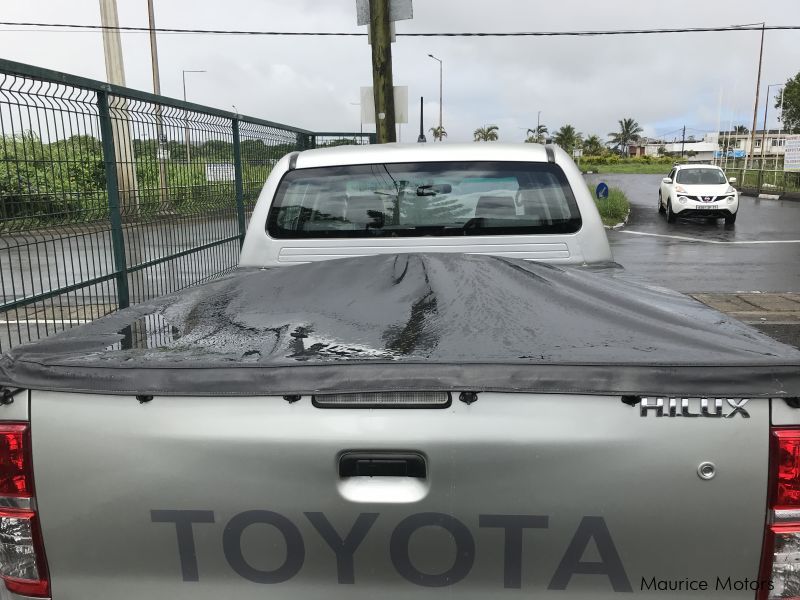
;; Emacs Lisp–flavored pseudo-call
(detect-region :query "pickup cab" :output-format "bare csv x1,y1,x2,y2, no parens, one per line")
1,143,800,600
239,143,613,267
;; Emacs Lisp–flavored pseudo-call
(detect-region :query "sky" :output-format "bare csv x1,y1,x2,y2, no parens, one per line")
0,0,798,143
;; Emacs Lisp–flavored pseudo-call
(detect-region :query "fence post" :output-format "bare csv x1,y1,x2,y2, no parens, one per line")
232,118,246,247
97,89,130,310
297,132,314,150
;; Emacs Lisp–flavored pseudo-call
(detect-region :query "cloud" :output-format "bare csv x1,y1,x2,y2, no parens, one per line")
0,0,797,142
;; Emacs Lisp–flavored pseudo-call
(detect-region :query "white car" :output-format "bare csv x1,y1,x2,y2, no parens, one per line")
658,164,739,225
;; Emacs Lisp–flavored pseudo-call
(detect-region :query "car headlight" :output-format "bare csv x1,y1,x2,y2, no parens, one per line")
727,196,735,204
676,185,687,193
726,185,736,194
678,196,689,204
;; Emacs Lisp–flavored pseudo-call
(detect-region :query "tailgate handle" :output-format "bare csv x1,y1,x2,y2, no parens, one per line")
339,452,426,478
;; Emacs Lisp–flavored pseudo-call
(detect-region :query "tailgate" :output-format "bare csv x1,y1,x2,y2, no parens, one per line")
30,391,768,599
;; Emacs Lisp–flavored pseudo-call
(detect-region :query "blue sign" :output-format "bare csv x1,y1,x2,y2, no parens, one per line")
595,182,609,200
714,149,746,159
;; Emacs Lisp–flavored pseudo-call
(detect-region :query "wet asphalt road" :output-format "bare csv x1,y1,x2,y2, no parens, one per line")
585,173,800,293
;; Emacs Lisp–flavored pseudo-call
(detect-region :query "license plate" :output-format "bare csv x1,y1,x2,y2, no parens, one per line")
700,205,719,209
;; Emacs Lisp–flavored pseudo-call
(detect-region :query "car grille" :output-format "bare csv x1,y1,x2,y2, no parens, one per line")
689,195,718,203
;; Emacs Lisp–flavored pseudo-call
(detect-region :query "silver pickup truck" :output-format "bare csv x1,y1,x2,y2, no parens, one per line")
1,143,800,600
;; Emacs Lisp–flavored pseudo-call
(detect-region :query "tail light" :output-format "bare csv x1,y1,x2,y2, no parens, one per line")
761,428,800,599
0,423,49,597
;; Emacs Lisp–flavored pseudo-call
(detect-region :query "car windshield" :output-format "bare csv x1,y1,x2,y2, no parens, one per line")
267,161,581,238
675,168,727,185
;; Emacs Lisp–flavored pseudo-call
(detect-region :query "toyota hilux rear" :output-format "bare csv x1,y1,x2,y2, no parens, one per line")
2,252,800,599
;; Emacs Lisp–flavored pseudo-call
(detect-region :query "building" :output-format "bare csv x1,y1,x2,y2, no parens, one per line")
716,129,787,160
636,130,789,164
639,134,719,162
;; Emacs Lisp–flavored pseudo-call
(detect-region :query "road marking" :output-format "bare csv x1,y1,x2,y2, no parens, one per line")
619,230,800,245
0,319,89,325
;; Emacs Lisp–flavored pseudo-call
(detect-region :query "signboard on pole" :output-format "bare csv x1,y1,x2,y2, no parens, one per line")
356,0,412,25
360,86,408,124
784,135,800,172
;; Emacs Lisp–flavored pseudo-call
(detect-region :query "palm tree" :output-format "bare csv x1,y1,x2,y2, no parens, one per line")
429,126,447,142
473,125,499,142
552,124,583,154
608,118,644,157
733,124,749,134
524,124,548,143
582,134,604,156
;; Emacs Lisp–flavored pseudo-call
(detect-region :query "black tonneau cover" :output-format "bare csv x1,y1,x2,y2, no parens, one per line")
2,253,799,397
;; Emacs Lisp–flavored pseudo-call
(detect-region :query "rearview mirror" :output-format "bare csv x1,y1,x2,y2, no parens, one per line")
728,177,737,184
662,177,673,184
416,183,452,196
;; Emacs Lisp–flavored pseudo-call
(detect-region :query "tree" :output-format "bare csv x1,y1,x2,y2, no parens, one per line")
473,125,499,142
429,126,447,141
524,124,548,143
776,72,800,133
582,134,604,156
657,145,666,156
553,124,583,154
201,139,234,160
608,118,644,156
733,124,749,134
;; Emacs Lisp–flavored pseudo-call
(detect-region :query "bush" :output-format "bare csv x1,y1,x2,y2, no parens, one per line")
590,185,630,227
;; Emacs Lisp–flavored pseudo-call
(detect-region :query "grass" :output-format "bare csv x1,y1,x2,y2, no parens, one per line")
591,186,631,227
582,163,672,174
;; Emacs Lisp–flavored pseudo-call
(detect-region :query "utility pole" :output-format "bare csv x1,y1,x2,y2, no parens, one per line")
99,0,125,86
745,22,765,170
369,0,396,143
146,0,161,95
147,0,169,206
537,110,542,143
681,126,686,158
98,0,139,212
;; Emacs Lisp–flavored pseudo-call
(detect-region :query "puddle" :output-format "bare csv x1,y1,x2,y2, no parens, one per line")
105,313,181,351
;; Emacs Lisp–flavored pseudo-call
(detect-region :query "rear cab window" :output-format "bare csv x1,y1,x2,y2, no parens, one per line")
266,161,582,238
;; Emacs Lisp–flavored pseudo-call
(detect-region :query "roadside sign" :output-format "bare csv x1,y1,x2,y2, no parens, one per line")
356,0,413,25
785,135,800,172
205,163,235,182
595,182,609,199
360,86,409,124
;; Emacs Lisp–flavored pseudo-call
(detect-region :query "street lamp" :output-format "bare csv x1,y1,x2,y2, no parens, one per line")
182,69,206,162
427,54,443,140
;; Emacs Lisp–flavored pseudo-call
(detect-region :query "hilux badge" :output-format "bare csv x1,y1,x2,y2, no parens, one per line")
638,398,750,418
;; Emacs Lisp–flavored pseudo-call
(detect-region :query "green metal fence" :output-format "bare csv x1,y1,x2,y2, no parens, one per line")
723,167,800,198
0,59,373,352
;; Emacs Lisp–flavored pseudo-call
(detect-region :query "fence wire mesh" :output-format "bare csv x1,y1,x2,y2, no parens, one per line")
0,59,372,352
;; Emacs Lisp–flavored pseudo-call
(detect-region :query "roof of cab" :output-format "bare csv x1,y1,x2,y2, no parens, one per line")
674,163,723,170
293,142,551,169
